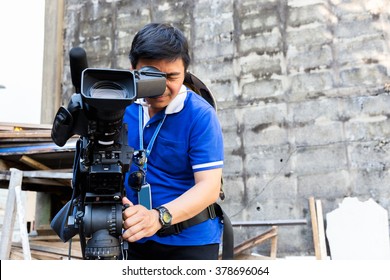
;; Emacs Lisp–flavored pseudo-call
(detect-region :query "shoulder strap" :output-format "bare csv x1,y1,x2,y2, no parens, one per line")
214,203,234,260
184,72,217,110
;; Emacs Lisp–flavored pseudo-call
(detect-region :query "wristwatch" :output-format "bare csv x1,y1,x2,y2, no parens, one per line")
154,206,172,228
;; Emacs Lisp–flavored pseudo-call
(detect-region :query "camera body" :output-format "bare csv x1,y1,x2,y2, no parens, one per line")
50,51,166,259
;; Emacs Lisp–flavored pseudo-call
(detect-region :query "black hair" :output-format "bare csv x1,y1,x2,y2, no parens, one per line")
129,23,191,71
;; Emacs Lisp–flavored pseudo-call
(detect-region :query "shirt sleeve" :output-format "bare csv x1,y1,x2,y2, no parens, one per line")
189,106,224,172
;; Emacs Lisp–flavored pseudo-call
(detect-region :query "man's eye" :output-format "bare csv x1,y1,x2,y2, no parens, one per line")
167,77,179,82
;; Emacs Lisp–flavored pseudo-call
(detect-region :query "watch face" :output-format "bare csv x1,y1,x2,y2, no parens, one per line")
162,211,172,224
156,206,172,227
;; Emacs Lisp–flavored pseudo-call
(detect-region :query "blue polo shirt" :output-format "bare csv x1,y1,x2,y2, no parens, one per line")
123,87,224,246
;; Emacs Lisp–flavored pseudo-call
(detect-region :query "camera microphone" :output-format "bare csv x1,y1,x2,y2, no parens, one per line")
69,47,88,93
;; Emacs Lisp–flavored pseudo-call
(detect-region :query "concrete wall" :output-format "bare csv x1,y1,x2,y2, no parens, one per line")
59,0,390,257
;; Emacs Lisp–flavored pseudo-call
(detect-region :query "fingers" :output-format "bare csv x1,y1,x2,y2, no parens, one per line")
122,196,134,207
122,223,149,242
122,196,134,225
122,205,145,228
122,205,160,242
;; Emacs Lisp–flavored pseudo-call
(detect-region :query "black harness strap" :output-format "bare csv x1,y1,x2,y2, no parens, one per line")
157,203,234,260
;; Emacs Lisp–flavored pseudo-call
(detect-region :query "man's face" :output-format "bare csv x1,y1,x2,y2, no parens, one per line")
136,58,185,112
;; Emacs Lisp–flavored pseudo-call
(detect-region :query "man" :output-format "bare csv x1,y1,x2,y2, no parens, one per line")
121,23,225,260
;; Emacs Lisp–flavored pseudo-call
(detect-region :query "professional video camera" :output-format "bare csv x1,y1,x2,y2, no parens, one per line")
50,47,166,259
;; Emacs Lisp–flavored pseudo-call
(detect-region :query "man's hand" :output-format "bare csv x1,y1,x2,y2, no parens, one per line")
122,196,161,242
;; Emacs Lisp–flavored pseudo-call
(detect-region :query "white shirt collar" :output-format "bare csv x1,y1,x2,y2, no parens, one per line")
136,85,188,125
165,85,187,114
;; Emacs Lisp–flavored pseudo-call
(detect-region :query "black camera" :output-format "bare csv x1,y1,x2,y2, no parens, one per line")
50,47,166,259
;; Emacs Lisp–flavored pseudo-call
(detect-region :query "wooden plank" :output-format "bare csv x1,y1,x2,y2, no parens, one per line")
309,196,321,260
0,170,73,180
29,242,82,257
19,155,51,170
0,122,52,130
27,250,64,260
19,156,71,187
316,199,327,259
11,242,83,260
0,159,9,170
270,228,278,259
23,178,70,187
0,138,55,143
11,248,63,260
0,141,76,156
23,170,73,179
41,0,65,125
0,130,52,139
233,226,278,257
1,177,71,193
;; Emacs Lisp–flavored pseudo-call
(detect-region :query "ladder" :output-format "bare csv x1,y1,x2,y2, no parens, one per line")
0,168,31,260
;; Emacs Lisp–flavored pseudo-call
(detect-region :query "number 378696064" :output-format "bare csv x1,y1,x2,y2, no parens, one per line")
215,266,269,276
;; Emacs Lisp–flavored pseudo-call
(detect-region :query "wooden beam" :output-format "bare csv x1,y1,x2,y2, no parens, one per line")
1,170,73,180
0,130,52,139
309,196,321,260
23,170,73,180
316,199,327,259
233,226,278,257
40,0,65,124
20,155,51,170
0,122,52,130
19,157,72,187
12,239,82,260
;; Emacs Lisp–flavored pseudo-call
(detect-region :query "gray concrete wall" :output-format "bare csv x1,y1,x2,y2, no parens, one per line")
59,0,390,257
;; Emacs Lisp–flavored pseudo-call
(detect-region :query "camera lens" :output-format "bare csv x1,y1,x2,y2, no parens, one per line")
89,81,128,99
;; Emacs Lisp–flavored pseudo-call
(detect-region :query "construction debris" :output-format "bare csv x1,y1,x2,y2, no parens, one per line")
10,237,82,260
0,122,75,191
0,122,77,260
